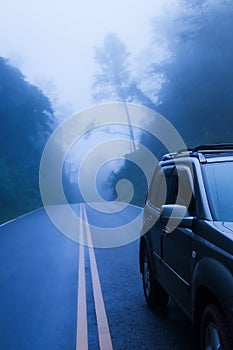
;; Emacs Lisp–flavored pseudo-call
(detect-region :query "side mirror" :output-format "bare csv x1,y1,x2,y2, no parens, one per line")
160,204,194,229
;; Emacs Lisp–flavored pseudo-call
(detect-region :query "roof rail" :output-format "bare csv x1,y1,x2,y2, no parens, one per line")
162,148,192,161
193,144,233,152
162,144,233,163
162,153,177,161
177,148,193,154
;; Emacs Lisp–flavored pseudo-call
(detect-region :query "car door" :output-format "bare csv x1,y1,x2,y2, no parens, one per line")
147,165,176,278
160,165,195,315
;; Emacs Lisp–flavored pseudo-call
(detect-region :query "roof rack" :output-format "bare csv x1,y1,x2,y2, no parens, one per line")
162,144,233,162
162,149,191,161
193,144,233,152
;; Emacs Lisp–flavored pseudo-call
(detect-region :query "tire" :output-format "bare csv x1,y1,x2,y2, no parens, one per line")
200,303,233,350
141,244,169,310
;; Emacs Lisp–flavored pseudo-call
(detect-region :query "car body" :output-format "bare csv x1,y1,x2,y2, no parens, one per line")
139,144,233,349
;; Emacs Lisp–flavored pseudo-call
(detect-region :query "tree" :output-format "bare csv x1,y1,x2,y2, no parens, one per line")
92,32,155,107
149,0,233,145
92,32,130,102
92,33,164,206
0,57,55,223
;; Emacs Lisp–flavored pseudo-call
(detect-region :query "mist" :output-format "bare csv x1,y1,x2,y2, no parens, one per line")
0,0,232,222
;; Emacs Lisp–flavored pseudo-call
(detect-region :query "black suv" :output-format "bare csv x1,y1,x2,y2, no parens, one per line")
139,144,233,350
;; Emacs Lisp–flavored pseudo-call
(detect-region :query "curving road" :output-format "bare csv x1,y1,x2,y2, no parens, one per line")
0,204,193,349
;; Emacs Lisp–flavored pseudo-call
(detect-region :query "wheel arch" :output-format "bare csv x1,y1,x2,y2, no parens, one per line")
192,257,233,307
192,257,233,347
139,236,147,273
193,285,221,347
139,235,154,274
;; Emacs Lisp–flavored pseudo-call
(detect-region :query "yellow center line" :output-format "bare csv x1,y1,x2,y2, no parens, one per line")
83,205,114,350
76,204,88,350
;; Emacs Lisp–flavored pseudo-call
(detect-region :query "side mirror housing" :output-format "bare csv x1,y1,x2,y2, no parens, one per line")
160,204,194,229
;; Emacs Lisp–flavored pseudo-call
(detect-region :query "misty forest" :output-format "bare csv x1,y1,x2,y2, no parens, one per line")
1,0,232,222
92,0,233,206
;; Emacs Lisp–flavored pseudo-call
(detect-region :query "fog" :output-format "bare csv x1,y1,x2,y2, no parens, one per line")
0,0,179,115
0,0,232,222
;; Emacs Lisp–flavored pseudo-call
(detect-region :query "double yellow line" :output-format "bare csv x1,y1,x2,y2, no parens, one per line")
76,204,113,350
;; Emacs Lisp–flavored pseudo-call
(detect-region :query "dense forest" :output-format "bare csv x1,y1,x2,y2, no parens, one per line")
92,0,233,206
0,57,55,223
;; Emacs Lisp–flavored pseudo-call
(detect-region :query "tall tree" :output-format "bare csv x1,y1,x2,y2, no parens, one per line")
93,32,130,102
92,32,154,107
92,34,157,206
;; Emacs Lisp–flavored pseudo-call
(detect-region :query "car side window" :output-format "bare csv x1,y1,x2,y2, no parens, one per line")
148,166,165,208
169,166,195,216
164,173,178,204
152,166,176,208
176,167,195,215
152,165,195,216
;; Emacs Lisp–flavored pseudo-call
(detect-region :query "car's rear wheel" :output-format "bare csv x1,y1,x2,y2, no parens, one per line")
142,244,169,309
200,303,233,350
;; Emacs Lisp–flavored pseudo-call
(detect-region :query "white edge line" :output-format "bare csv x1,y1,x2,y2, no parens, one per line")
0,207,42,228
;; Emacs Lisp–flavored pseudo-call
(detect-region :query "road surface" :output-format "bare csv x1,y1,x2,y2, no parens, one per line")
0,204,193,349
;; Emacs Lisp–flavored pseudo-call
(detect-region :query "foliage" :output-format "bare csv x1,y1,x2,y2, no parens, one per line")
0,57,55,223
153,0,233,145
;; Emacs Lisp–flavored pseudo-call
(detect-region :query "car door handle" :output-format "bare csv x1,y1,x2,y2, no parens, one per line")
162,228,168,236
162,227,171,236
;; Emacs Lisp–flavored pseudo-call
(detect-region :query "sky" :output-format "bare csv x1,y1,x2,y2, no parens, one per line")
0,0,180,118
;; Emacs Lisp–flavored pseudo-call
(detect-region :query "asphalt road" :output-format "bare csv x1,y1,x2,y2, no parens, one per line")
0,204,193,349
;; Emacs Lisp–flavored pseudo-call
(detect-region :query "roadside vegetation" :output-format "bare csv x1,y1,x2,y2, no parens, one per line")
0,58,56,223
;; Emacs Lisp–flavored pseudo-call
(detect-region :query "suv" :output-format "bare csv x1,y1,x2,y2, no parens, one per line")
139,144,233,350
